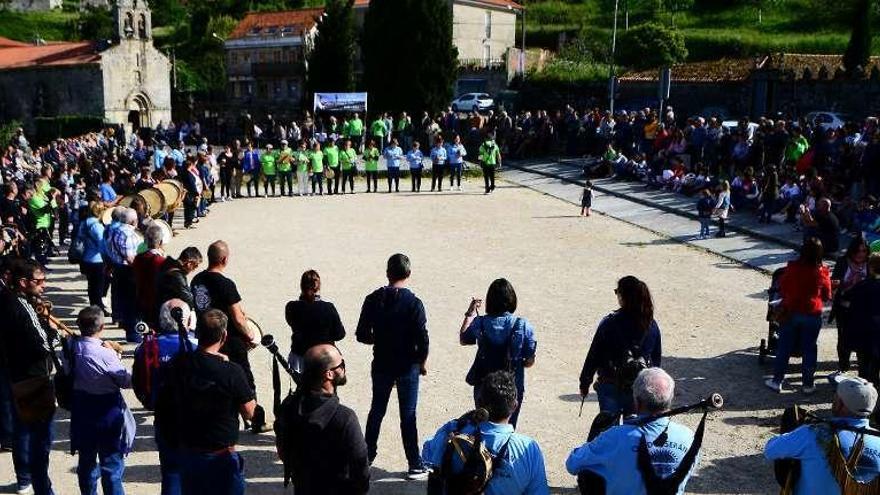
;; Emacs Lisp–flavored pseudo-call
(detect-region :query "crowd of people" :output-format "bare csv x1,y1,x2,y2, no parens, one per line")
3,111,880,495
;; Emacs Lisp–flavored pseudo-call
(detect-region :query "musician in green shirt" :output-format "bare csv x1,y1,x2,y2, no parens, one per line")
349,113,364,153
370,116,387,153
309,142,325,195
479,134,502,194
324,137,341,195
339,139,358,194
295,141,310,196
363,139,380,193
261,144,278,197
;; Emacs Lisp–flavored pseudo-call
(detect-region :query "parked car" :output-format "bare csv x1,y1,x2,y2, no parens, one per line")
451,93,494,113
804,111,847,131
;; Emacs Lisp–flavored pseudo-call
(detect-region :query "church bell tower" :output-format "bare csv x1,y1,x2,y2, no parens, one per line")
113,0,152,43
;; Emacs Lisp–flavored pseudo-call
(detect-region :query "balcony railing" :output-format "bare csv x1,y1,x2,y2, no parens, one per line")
459,58,506,71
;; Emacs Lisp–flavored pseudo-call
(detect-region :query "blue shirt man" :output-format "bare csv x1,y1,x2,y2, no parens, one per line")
445,141,466,167
422,371,549,495
566,368,698,495
764,376,880,495
384,145,403,169
430,145,447,165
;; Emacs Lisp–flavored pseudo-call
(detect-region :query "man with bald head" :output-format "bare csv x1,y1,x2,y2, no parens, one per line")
191,240,268,433
275,344,369,494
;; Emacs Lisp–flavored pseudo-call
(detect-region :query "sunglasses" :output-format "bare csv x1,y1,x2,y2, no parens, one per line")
328,359,346,372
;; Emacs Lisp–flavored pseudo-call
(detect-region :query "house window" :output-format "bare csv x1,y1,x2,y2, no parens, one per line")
484,11,491,39
483,44,491,66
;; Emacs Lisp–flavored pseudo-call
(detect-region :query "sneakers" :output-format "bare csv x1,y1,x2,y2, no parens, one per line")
764,378,782,393
406,467,430,481
17,484,34,495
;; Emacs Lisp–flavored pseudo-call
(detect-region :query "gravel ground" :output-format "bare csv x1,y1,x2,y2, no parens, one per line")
10,176,841,494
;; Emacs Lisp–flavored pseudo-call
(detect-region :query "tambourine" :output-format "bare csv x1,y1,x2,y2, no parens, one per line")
246,317,264,351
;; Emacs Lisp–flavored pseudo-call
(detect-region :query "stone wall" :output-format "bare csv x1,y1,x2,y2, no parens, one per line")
0,65,104,132
6,0,61,11
99,40,172,128
452,2,516,63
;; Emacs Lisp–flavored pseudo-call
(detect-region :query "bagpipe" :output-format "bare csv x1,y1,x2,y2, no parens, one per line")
775,406,880,495
578,394,724,495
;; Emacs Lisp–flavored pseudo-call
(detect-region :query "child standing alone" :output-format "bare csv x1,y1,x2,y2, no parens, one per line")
696,188,715,239
581,181,593,217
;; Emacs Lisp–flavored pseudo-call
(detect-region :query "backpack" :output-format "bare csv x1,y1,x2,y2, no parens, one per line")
609,315,650,392
465,318,518,387
132,331,161,410
430,410,512,495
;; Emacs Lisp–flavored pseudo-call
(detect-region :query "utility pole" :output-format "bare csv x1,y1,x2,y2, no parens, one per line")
609,0,620,113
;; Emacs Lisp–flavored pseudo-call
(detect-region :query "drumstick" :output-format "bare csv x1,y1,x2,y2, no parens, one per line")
579,395,586,417
47,314,124,356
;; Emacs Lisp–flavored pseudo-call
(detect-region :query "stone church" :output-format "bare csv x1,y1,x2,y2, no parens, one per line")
0,0,171,134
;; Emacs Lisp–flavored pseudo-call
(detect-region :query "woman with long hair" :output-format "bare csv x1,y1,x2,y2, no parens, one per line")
830,235,870,373
285,270,345,373
765,237,832,394
459,278,537,428
80,201,108,315
579,276,662,417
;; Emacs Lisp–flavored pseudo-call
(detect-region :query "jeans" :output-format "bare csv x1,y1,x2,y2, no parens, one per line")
699,217,712,237
77,448,124,495
311,171,324,194
431,163,445,191
365,365,422,469
448,165,462,187
773,312,823,387
13,413,55,494
179,451,245,495
387,168,400,192
155,427,181,495
0,367,13,448
595,382,635,417
482,164,496,192
411,168,423,192
80,262,107,309
278,171,293,196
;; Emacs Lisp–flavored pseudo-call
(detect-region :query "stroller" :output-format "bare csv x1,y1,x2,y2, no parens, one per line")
758,267,802,364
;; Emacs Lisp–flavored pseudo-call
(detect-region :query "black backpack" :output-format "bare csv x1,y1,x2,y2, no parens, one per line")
429,410,512,495
465,318,518,387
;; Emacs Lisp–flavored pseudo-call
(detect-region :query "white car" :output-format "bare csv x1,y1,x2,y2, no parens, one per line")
804,111,847,131
451,93,494,113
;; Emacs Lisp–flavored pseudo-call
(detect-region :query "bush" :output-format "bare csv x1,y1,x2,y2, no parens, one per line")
0,120,22,148
617,23,688,70
528,59,612,85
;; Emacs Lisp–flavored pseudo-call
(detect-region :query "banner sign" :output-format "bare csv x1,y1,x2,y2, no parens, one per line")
313,92,368,113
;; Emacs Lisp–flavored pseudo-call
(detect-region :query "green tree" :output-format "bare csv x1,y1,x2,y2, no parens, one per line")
661,0,693,27
617,22,687,70
362,0,457,114
307,0,355,93
844,0,872,74
73,6,114,41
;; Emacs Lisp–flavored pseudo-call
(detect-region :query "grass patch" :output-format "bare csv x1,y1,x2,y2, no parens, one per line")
0,10,79,42
529,59,612,84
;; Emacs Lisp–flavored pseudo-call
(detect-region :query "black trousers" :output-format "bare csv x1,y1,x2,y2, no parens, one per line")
184,197,197,226
481,164,495,192
411,169,422,192
328,167,340,194
80,261,107,309
220,169,232,198
279,171,293,196
431,164,444,191
387,168,400,192
342,168,356,192
311,172,324,194
366,171,378,192
448,165,462,187
263,175,276,196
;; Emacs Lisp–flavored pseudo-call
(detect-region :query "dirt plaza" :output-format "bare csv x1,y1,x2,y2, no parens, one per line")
17,177,841,494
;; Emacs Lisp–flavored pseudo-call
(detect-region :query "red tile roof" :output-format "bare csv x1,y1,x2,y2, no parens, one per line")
228,8,324,40
0,40,100,70
0,36,29,48
354,0,523,10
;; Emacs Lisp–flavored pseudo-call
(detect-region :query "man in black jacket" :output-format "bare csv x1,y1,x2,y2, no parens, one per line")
276,344,369,494
356,253,430,480
848,253,880,387
155,246,202,315
0,259,57,495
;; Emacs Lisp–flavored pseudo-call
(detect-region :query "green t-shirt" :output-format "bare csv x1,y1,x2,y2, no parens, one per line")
340,148,357,170
261,152,277,175
370,119,386,137
350,118,364,136
479,141,500,166
277,147,294,172
309,150,325,173
342,121,352,138
295,150,309,173
324,145,340,167
28,193,54,229
364,147,379,172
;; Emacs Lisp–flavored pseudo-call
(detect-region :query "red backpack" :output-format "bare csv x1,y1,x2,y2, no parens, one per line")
132,331,161,410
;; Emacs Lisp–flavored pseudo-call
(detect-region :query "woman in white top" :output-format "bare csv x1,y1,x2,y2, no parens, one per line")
713,180,731,238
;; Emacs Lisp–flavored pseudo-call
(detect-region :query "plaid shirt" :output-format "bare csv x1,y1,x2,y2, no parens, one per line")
106,223,139,266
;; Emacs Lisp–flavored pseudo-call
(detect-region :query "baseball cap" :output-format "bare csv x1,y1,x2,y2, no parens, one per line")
832,374,878,417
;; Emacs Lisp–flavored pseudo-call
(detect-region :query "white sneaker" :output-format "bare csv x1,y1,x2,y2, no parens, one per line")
17,484,34,495
764,378,782,393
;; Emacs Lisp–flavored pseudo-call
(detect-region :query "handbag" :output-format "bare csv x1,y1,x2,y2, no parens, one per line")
325,167,336,179
11,375,56,424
